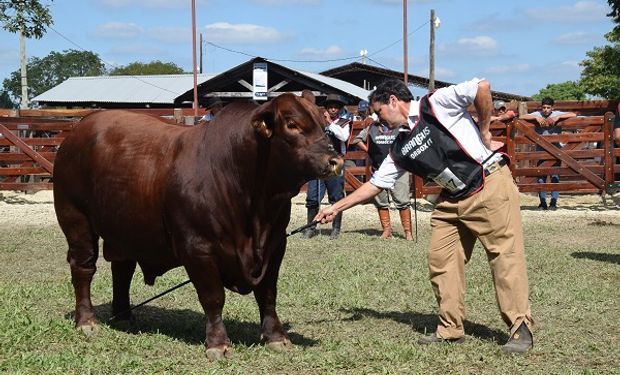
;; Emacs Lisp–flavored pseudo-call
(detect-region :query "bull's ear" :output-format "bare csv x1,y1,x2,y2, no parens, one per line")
251,103,274,139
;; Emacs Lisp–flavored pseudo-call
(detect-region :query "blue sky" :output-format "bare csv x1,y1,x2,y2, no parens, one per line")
0,0,614,97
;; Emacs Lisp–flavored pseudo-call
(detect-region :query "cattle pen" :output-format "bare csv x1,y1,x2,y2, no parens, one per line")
1,100,619,200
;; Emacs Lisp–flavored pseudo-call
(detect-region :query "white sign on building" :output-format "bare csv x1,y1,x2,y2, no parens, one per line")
253,62,268,101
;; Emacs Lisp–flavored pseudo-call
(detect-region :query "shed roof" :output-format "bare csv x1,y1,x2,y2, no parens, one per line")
177,57,370,106
32,74,213,106
321,62,533,102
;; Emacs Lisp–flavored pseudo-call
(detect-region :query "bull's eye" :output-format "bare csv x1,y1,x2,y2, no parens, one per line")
286,120,300,131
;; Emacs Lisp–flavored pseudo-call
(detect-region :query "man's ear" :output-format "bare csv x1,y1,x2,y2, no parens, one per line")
251,102,274,139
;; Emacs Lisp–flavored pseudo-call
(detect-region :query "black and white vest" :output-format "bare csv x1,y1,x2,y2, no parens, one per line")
366,123,397,171
390,95,484,199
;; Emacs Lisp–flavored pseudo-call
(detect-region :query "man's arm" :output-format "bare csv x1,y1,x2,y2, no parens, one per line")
473,80,503,150
547,111,576,126
351,126,369,152
315,181,382,223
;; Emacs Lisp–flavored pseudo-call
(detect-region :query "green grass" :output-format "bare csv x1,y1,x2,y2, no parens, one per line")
0,206,619,374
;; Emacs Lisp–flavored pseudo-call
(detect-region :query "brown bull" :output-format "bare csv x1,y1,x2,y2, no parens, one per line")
53,94,343,360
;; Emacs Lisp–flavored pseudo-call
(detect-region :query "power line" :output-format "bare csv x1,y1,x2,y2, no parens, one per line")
48,26,181,95
205,20,430,67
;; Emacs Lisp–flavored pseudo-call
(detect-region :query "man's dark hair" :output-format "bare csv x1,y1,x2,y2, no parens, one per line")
368,79,414,104
541,97,554,106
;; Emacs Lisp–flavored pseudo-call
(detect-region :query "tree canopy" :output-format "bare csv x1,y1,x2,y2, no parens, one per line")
2,49,106,105
0,0,53,39
532,81,587,101
109,61,185,76
578,0,620,99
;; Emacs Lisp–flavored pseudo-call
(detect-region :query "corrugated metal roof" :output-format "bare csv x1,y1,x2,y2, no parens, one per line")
32,74,213,104
295,69,370,101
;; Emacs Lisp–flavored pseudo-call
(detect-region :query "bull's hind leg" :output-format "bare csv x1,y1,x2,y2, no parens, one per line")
111,260,137,322
57,203,100,335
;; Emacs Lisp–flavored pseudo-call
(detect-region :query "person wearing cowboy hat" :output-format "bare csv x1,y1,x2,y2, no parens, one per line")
303,93,352,239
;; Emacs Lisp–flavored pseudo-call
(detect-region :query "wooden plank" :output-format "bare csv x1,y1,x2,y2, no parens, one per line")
515,120,605,189
513,166,605,176
517,182,598,192
0,125,54,174
0,167,50,175
0,122,77,131
0,152,56,163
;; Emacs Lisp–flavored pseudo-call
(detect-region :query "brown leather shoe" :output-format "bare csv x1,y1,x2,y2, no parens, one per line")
418,333,465,345
501,322,533,354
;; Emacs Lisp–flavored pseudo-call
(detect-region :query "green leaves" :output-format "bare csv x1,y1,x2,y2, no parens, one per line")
2,49,106,104
0,0,54,39
109,61,186,76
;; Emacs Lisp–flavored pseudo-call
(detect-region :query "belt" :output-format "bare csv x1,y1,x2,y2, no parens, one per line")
484,158,507,177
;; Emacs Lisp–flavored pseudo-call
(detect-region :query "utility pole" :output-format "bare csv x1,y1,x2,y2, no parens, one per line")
19,27,29,109
191,0,198,117
429,9,436,91
199,33,203,74
402,0,408,84
429,10,441,92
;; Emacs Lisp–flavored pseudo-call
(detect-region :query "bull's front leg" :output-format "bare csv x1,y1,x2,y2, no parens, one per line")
254,246,291,351
184,255,232,361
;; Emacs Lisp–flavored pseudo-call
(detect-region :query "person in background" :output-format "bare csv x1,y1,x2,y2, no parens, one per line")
315,78,534,354
491,100,516,122
354,100,370,121
520,97,576,210
351,119,414,241
201,97,225,122
303,93,352,239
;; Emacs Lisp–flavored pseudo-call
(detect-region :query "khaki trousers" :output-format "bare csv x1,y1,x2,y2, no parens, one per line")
429,165,532,339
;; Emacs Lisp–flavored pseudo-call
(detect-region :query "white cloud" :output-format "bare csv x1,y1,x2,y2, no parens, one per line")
418,67,456,79
98,0,212,9
203,22,284,44
525,1,607,22
439,35,500,58
299,45,345,59
486,64,531,74
457,36,498,50
95,22,143,39
554,32,598,45
250,0,320,5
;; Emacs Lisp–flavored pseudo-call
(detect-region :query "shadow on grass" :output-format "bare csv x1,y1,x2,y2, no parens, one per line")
571,251,620,265
521,203,620,212
65,303,319,348
341,307,509,344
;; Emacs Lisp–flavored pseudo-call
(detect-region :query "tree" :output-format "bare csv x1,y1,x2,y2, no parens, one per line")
0,90,15,109
0,0,53,39
531,81,587,101
2,50,106,104
109,61,185,76
579,0,620,99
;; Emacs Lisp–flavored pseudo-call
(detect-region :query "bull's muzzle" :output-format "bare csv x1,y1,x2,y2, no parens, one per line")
329,155,344,177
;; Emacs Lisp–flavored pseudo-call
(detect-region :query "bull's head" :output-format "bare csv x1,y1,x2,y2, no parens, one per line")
250,93,343,180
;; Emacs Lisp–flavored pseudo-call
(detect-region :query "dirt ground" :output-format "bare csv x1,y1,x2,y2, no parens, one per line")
1,189,619,229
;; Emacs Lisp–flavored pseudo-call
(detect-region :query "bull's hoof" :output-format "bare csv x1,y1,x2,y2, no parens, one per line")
205,345,233,361
265,338,292,352
77,321,100,337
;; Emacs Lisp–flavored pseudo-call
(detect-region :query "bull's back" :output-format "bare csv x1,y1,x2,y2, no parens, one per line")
54,111,191,256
